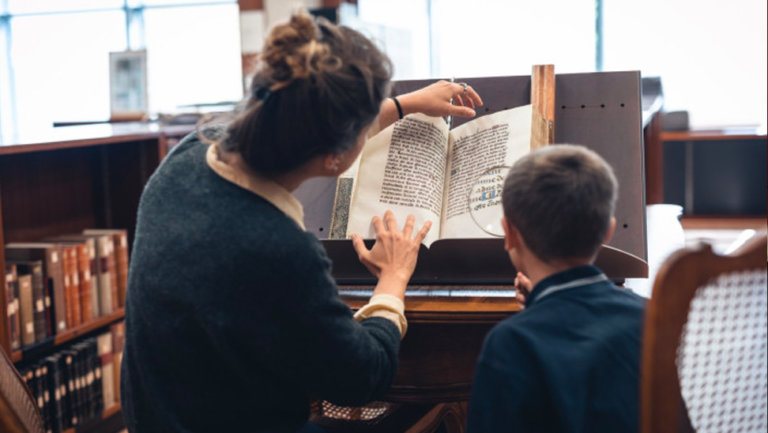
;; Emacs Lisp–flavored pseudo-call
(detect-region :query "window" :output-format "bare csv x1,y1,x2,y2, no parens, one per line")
0,0,241,141
10,11,126,133
602,0,767,128
142,3,242,113
429,0,595,77
354,0,766,129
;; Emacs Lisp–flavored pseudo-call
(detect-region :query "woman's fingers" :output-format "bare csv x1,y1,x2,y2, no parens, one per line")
414,220,432,244
403,214,415,238
465,85,483,107
371,215,385,234
384,210,398,232
351,233,369,257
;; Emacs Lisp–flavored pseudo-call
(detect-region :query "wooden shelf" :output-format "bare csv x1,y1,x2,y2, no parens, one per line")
11,309,125,363
0,122,193,156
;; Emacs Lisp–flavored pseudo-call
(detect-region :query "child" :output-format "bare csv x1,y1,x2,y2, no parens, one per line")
467,145,646,433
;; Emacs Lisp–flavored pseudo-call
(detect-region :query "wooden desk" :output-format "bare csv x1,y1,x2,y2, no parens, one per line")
343,288,520,403
314,288,520,432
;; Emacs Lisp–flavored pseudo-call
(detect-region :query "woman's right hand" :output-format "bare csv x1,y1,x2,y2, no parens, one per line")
351,211,431,299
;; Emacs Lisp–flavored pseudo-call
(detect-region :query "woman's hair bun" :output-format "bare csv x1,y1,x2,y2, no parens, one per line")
262,9,330,87
222,8,392,174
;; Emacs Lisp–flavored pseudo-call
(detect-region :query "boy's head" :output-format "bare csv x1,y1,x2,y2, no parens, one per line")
502,144,618,265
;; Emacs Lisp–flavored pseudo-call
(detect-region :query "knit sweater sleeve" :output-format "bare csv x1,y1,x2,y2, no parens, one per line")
214,230,401,406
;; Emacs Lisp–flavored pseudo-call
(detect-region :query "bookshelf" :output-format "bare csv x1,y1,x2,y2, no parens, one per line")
1,122,193,432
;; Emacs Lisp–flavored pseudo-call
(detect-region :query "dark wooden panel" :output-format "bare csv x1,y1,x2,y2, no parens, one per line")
103,139,160,246
0,146,102,243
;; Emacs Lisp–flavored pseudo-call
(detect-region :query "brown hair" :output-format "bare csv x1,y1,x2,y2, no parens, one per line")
219,10,392,174
502,144,618,262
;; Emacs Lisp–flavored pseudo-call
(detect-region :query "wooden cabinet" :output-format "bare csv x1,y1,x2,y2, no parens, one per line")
0,122,193,432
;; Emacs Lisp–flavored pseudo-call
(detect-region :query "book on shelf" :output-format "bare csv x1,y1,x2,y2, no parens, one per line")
4,264,21,350
45,235,98,323
5,243,67,334
338,105,532,247
13,260,48,342
83,229,129,307
110,320,125,403
97,331,116,410
61,245,82,329
18,273,35,346
80,234,114,316
45,353,67,433
21,338,104,431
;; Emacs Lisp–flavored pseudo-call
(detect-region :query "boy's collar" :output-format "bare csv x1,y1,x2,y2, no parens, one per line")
525,265,607,307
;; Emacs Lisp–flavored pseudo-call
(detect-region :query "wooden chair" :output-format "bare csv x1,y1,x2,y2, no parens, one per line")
0,348,44,433
641,233,767,433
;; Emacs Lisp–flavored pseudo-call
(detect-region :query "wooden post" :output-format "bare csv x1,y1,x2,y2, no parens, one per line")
530,64,555,149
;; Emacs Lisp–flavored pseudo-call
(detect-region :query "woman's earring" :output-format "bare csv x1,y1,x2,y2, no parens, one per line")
330,158,341,173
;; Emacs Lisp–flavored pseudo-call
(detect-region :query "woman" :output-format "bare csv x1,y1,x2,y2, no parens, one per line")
121,10,482,433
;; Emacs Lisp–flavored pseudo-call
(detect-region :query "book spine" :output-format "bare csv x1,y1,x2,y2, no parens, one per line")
96,237,113,315
63,351,78,427
31,263,47,341
86,239,100,318
87,339,102,419
93,351,104,417
18,274,35,346
110,321,125,403
5,264,21,350
64,247,82,328
74,347,86,424
114,232,129,307
76,244,94,323
46,247,67,334
45,355,66,433
34,365,47,432
106,239,119,312
97,332,116,410
39,363,53,433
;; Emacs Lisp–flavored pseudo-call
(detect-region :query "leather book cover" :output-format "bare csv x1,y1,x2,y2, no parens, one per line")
45,354,66,433
5,243,67,334
80,234,113,316
63,351,79,427
33,364,46,428
74,243,94,323
97,331,116,409
13,261,47,341
110,321,125,403
4,264,21,350
17,273,35,346
88,338,104,416
45,235,99,322
62,246,82,328
84,229,129,307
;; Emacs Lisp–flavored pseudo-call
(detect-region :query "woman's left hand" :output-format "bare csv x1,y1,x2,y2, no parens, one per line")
377,80,484,131
398,80,484,119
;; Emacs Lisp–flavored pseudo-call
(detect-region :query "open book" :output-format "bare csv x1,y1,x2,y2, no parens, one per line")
340,104,532,247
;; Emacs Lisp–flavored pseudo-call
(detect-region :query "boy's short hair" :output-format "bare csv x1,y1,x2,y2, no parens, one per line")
502,144,618,262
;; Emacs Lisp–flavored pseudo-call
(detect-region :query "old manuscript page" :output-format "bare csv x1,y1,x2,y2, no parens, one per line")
346,114,450,247
441,105,532,239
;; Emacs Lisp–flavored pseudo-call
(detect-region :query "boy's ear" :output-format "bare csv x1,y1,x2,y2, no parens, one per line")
502,217,517,251
604,217,617,244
